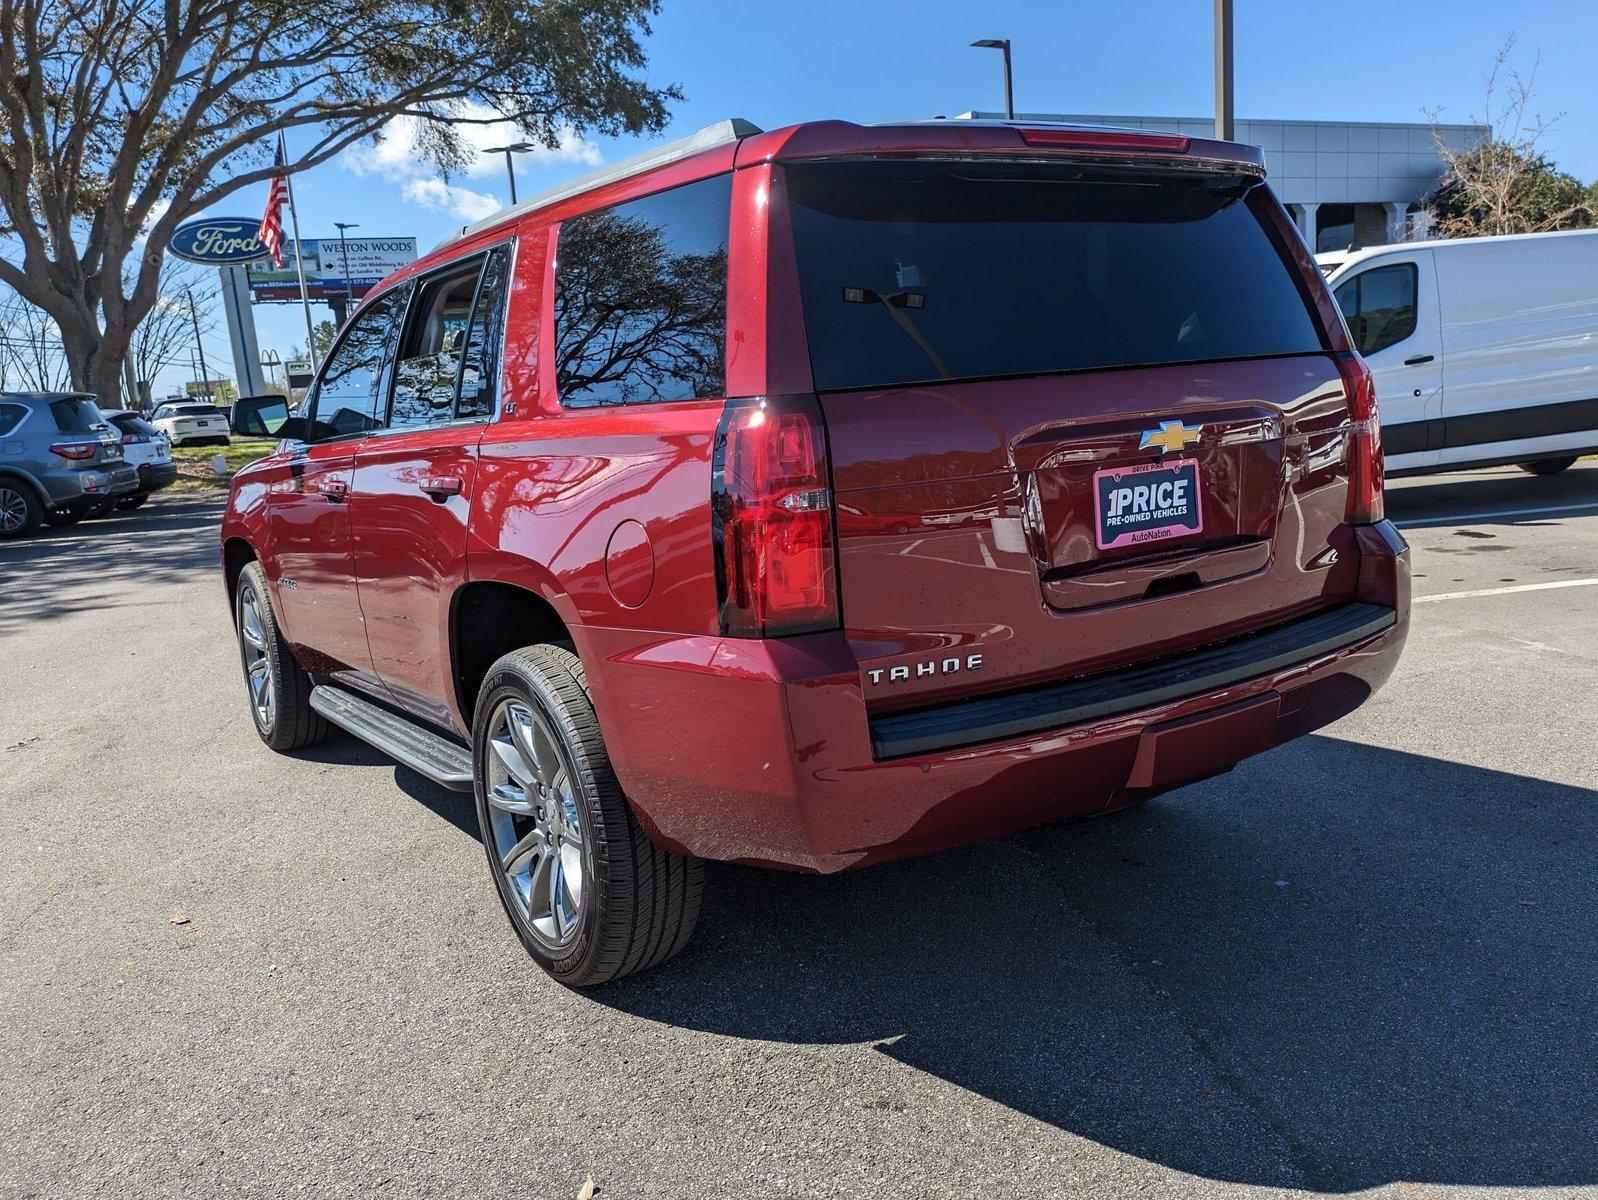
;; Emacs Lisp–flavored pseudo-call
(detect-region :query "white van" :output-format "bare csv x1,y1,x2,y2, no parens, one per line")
1320,229,1598,477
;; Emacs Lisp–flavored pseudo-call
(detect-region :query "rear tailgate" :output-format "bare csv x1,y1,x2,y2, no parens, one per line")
782,156,1361,714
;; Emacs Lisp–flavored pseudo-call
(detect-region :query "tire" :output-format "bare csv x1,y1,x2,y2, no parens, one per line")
1518,456,1579,476
0,479,41,540
234,561,329,751
472,643,703,987
43,501,89,527
116,493,149,511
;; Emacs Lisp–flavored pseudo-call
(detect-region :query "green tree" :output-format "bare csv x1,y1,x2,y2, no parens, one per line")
0,0,675,407
1425,36,1594,237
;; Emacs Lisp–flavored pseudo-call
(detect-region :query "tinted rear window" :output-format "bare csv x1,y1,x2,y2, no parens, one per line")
784,161,1324,392
49,397,107,432
175,405,222,416
109,413,159,437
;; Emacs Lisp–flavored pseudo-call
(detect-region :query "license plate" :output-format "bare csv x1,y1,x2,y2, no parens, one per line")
1093,458,1203,550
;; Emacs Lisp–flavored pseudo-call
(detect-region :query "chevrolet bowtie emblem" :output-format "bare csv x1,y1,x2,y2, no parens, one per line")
1139,420,1203,455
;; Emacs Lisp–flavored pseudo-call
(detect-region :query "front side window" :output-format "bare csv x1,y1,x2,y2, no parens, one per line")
554,174,731,407
308,286,409,440
1333,263,1417,357
49,397,106,433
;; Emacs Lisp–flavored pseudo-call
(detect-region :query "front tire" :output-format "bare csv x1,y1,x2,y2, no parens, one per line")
472,644,703,987
1518,456,1579,476
235,561,329,751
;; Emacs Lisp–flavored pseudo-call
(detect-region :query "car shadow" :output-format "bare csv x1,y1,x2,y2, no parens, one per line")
1385,459,1598,530
562,735,1596,1194
0,493,225,631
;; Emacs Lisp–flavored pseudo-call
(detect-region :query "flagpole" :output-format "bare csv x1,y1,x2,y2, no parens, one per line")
279,131,320,372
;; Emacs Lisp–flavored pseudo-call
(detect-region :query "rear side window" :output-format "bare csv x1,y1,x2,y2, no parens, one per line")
389,244,511,430
309,286,409,440
784,161,1325,392
50,397,106,432
554,174,731,407
1333,263,1417,356
0,403,27,436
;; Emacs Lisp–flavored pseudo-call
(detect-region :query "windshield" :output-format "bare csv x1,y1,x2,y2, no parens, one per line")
784,161,1325,393
49,397,107,433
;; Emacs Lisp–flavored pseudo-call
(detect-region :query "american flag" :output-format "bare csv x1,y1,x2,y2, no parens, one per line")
257,138,288,267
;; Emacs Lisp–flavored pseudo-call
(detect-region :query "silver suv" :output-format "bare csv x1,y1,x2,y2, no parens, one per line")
0,393,140,539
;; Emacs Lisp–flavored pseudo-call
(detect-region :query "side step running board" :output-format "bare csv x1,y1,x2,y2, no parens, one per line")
309,684,474,792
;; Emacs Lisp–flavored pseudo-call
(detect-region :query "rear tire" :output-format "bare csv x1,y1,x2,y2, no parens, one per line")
472,643,703,987
1517,456,1578,476
234,561,329,751
0,480,41,540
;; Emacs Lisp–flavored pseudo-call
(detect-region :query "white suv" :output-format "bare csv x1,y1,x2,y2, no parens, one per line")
99,409,178,509
150,402,231,447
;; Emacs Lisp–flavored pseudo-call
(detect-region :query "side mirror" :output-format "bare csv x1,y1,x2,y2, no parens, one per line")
232,393,306,441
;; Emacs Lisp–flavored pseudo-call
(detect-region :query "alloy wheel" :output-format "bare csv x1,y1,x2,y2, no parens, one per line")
484,698,585,949
238,588,275,731
0,486,26,535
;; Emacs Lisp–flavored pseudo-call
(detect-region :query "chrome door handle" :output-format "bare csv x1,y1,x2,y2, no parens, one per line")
319,478,349,502
418,474,463,501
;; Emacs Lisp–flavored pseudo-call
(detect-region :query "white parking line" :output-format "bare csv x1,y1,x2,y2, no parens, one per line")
1394,500,1598,529
1415,578,1598,604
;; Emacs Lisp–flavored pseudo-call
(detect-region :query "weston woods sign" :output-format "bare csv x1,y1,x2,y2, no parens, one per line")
168,217,270,265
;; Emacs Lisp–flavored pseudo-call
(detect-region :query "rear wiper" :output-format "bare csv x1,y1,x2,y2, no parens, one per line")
842,286,951,379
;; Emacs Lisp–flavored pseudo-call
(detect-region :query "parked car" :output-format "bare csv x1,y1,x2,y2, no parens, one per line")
151,402,231,447
0,392,140,538
98,409,178,509
221,118,1410,986
1319,229,1598,476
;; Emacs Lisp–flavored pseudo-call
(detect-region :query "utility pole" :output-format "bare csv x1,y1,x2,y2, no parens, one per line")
1214,0,1235,141
971,39,1014,121
187,289,211,402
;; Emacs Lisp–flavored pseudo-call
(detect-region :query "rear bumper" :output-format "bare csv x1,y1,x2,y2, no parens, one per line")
40,463,140,504
138,461,179,491
585,520,1410,874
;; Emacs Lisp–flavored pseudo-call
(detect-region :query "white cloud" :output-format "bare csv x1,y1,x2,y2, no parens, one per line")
401,177,502,222
342,102,602,227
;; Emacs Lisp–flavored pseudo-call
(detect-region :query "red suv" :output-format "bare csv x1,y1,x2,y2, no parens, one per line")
223,118,1409,986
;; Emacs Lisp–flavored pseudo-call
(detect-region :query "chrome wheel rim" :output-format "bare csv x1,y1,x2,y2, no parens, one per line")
485,698,585,949
238,588,275,731
0,487,26,534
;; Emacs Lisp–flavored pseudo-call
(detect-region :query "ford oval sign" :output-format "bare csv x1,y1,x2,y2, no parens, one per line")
168,217,269,265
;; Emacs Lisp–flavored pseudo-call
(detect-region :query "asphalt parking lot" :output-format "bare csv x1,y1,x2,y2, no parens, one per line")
2,465,1594,1200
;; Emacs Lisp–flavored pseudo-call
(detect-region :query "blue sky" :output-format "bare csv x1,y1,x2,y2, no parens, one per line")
199,0,1596,397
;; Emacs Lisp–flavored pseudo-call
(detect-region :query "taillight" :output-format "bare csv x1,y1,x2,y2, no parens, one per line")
1018,128,1191,153
121,433,149,445
712,395,839,637
49,443,96,460
1336,351,1384,524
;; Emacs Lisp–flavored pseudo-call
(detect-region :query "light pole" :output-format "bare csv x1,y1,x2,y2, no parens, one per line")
334,221,359,317
483,142,536,205
971,38,1014,120
186,289,211,402
1214,0,1234,141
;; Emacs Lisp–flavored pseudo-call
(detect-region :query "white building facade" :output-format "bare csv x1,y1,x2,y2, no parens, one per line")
961,112,1487,252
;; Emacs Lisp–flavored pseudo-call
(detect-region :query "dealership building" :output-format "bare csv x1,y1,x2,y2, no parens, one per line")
961,112,1487,252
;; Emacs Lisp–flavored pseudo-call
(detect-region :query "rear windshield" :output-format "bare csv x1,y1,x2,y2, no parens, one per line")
49,397,107,432
784,161,1325,392
109,413,159,438
174,405,221,416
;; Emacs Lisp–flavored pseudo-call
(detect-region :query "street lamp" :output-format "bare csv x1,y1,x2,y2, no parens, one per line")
971,38,1014,121
483,142,537,205
334,221,359,315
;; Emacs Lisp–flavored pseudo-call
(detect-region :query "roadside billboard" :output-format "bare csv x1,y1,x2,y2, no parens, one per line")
246,237,417,302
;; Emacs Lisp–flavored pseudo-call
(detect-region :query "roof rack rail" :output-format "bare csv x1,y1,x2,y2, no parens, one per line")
433,117,763,251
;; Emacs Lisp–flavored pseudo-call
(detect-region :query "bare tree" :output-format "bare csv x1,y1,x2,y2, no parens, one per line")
0,289,71,389
0,0,675,406
128,260,217,395
1426,35,1594,237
